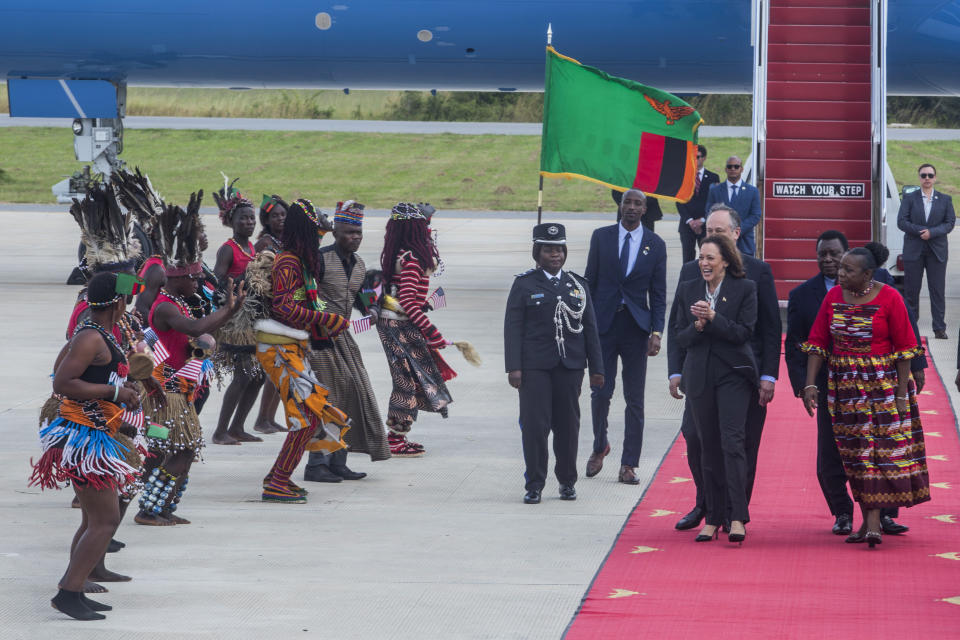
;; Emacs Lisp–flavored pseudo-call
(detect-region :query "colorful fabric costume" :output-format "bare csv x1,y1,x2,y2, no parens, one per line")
307,245,390,461
30,324,140,492
378,250,453,431
257,249,351,501
803,284,930,509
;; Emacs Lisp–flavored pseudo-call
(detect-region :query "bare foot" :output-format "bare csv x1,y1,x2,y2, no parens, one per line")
228,430,263,443
168,514,191,525
253,420,282,434
83,580,108,593
135,512,175,526
71,496,80,509
89,567,132,582
211,432,240,445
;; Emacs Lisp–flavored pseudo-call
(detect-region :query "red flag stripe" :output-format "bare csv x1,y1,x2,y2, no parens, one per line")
633,132,665,194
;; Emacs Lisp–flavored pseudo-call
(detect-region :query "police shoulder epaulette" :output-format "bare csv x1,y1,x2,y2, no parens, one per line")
567,270,587,283
514,268,536,278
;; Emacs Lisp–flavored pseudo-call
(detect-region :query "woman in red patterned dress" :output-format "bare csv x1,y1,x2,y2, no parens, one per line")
802,244,930,548
376,203,454,456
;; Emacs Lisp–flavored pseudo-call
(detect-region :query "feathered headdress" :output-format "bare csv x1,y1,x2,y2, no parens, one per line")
213,173,253,226
70,181,139,274
112,167,166,258
160,190,206,276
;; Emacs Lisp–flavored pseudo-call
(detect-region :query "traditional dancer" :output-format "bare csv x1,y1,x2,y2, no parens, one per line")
377,203,454,456
256,198,351,503
136,195,245,525
31,272,144,620
252,194,288,435
211,180,265,444
303,201,390,483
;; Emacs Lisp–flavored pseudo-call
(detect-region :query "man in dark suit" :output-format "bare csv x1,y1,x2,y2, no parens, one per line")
704,156,762,256
785,230,923,535
504,223,604,504
667,203,780,530
676,144,720,264
585,189,667,484
897,163,956,339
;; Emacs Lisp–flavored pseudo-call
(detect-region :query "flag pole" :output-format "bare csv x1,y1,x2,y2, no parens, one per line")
538,23,552,226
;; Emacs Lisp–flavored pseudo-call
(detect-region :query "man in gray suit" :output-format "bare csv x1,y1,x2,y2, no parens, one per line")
704,156,762,257
897,163,956,339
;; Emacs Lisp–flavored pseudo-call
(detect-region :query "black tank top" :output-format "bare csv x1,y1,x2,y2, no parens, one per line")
75,326,126,389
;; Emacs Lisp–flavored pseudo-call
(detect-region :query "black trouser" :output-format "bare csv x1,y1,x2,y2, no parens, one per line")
590,309,648,467
688,362,751,526
904,250,947,332
815,386,899,519
680,402,705,511
678,221,705,265
744,388,767,504
519,367,585,492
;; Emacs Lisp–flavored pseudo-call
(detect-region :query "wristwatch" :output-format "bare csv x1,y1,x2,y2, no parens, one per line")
651,331,662,338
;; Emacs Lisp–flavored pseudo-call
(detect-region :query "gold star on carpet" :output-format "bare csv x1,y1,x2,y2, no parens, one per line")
926,432,942,437
650,509,677,517
668,477,692,484
942,596,960,606
630,546,659,554
932,482,952,490
929,455,949,462
931,552,960,561
920,390,934,395
930,514,958,524
922,409,939,415
607,588,642,599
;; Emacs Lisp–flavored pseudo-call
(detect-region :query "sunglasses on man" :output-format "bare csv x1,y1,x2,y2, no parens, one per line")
726,164,741,169
920,172,935,179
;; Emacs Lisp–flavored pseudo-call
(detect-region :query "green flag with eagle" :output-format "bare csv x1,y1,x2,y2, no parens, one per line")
539,46,703,203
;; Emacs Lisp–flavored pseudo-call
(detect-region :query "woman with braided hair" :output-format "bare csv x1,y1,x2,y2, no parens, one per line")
376,203,454,457
255,198,351,503
210,179,265,445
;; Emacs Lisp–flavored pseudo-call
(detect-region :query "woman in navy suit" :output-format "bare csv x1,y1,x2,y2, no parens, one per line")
671,235,757,544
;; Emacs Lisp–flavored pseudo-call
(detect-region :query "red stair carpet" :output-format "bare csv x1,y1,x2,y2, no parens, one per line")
565,344,960,639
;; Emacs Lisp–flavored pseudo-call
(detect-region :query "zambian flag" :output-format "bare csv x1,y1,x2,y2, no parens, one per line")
539,47,704,203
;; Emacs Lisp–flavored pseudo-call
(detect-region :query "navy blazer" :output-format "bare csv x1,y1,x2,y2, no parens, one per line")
672,276,758,395
897,189,956,263
584,224,667,336
668,255,781,380
677,169,721,228
705,181,763,257
785,271,927,397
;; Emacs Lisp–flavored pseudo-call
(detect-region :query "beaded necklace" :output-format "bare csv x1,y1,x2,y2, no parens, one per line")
853,280,875,298
160,288,191,316
262,233,281,252
228,237,254,259
76,320,129,366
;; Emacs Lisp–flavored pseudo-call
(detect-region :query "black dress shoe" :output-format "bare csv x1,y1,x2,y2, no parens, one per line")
329,450,367,480
559,484,577,500
675,506,705,530
832,514,853,536
303,465,343,483
881,515,909,535
523,490,542,504
934,329,948,339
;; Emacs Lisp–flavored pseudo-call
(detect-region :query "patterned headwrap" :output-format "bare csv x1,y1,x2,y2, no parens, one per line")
293,198,321,227
334,200,365,226
213,174,253,226
390,202,425,221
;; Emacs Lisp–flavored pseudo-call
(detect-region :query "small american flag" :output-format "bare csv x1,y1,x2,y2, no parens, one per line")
151,338,170,366
142,327,159,346
122,409,144,430
175,359,204,382
428,287,447,310
351,315,372,334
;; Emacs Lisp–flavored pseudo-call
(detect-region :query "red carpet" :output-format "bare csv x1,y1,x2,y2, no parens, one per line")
566,342,960,639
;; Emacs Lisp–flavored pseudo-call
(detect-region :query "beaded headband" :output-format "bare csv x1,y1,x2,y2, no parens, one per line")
293,198,321,227
390,202,424,221
334,200,365,226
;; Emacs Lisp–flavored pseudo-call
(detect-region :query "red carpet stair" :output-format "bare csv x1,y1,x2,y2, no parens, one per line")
764,0,874,299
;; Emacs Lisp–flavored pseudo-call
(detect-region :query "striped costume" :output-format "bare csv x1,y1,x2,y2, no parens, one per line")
803,284,930,509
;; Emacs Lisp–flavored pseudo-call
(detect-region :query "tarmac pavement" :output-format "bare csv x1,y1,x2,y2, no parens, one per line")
1,207,958,639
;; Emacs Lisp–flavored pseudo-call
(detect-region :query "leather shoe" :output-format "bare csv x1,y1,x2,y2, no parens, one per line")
832,514,853,536
523,489,542,504
586,444,610,478
303,464,343,483
330,450,367,480
881,515,909,535
559,484,577,500
674,506,705,530
934,329,948,339
618,465,640,485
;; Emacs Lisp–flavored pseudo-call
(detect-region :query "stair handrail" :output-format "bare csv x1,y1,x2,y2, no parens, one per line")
871,0,888,245
749,0,768,189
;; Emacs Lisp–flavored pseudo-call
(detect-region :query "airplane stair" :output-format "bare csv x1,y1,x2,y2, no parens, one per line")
761,0,877,299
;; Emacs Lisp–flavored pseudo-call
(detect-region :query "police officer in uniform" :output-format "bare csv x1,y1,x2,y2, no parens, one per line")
504,223,604,504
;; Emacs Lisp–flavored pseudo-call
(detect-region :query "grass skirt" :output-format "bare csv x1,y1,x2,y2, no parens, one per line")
142,390,204,458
